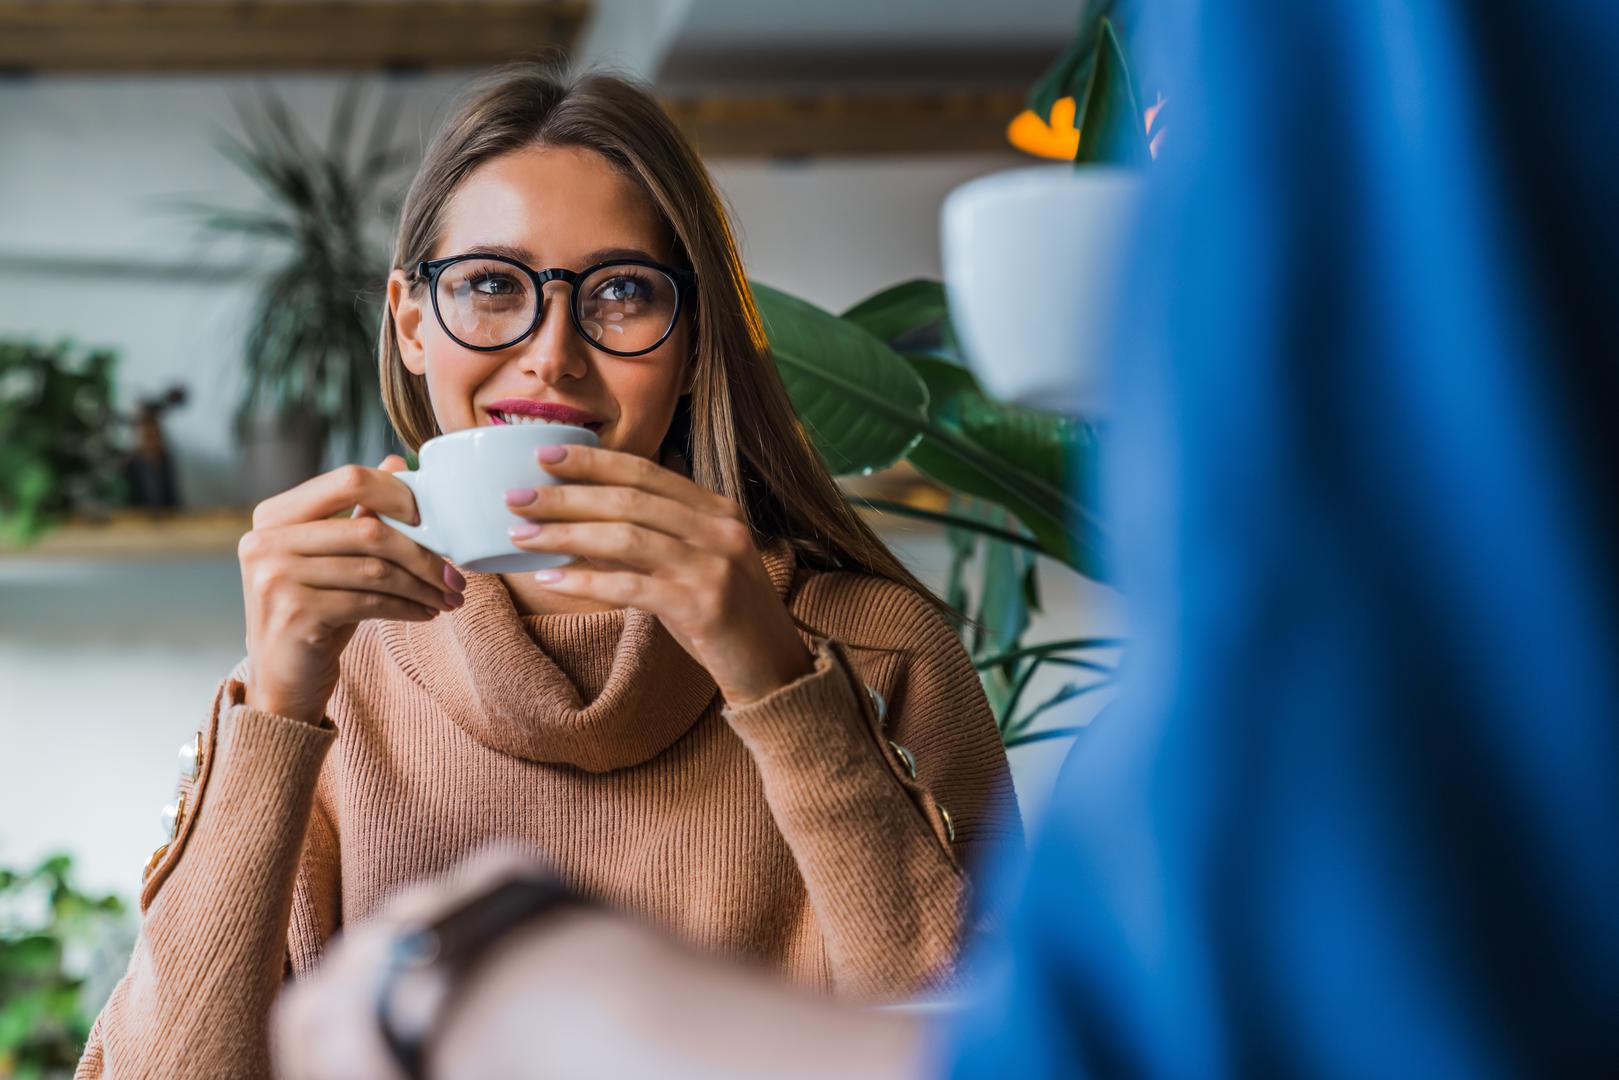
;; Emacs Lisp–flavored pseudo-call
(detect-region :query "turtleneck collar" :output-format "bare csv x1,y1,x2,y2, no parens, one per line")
380,537,800,772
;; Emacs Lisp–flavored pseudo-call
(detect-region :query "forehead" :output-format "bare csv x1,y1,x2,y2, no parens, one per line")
436,144,671,264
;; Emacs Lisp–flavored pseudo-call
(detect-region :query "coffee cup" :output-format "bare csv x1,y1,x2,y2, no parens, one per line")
377,422,600,572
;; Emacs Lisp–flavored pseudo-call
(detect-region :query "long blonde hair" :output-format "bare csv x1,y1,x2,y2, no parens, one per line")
379,59,956,625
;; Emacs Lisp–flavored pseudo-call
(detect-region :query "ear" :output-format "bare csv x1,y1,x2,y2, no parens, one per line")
388,269,428,377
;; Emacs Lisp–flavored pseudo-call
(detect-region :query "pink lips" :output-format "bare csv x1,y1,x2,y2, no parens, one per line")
486,399,603,428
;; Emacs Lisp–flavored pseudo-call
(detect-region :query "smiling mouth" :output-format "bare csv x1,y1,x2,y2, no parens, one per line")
488,410,603,432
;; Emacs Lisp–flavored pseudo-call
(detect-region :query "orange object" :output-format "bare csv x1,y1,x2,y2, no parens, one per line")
1008,95,1079,160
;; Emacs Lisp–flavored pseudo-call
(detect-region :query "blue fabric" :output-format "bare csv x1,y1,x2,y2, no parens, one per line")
946,2,1619,1076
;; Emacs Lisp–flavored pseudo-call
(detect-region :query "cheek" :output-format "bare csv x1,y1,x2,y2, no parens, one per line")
423,340,497,433
607,366,686,455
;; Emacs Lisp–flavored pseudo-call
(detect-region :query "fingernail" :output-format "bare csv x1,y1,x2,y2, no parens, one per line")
537,445,567,464
535,569,564,583
505,487,536,505
508,523,543,540
444,590,465,608
443,564,466,591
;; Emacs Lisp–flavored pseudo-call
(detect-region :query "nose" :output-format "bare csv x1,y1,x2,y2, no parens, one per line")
515,280,589,385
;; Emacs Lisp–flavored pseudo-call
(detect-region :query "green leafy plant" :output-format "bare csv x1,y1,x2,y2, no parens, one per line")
0,855,131,1080
0,340,129,547
754,6,1158,746
168,80,413,462
754,280,1117,747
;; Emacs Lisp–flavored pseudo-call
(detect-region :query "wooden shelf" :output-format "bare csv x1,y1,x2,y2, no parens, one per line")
0,1,589,73
0,469,948,562
0,508,256,561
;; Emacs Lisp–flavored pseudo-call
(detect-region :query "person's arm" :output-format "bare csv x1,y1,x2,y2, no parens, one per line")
721,588,1020,1001
75,663,337,1080
273,849,934,1080
431,908,930,1080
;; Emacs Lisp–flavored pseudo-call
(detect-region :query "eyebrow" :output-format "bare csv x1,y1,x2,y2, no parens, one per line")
458,242,664,267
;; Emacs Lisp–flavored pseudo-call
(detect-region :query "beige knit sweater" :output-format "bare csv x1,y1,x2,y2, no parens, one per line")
76,538,1022,1079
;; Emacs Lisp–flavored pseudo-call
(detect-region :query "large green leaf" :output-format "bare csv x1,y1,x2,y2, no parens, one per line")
840,279,950,344
977,523,1030,661
753,281,929,475
1074,17,1149,166
903,354,1109,578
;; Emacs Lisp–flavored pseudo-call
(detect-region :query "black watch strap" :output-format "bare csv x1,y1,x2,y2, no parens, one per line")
375,873,581,1080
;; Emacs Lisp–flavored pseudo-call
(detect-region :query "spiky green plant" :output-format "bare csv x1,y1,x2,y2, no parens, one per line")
170,79,414,462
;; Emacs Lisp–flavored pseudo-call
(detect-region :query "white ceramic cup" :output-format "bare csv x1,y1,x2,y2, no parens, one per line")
377,423,600,572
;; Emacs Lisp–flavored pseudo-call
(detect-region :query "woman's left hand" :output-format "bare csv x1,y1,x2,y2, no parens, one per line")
504,443,814,705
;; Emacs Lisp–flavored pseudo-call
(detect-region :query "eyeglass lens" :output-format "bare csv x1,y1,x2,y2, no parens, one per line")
434,259,679,353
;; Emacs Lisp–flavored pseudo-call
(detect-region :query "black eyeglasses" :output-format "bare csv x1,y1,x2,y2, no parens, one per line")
410,253,697,357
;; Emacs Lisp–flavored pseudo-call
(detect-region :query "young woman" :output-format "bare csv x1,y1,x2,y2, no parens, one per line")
78,63,1021,1079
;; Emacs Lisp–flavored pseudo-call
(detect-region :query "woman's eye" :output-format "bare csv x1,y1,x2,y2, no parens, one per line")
598,276,652,303
470,273,521,297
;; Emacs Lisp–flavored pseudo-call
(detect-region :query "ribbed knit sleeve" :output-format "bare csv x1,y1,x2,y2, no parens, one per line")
722,576,1020,1001
75,669,336,1080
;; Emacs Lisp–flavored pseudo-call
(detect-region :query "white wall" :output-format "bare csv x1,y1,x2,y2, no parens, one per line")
0,73,1117,898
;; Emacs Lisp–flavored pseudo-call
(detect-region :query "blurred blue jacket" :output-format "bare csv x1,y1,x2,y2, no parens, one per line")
947,2,1619,1076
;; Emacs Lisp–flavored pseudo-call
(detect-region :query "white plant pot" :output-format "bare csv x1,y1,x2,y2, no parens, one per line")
941,165,1146,418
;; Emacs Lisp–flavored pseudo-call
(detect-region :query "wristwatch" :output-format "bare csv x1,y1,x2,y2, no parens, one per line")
374,870,583,1080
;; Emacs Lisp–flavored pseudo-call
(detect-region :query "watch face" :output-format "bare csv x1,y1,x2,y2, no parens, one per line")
376,872,578,1076
383,931,454,1042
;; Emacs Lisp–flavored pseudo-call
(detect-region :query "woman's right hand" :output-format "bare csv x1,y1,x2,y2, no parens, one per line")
238,453,465,726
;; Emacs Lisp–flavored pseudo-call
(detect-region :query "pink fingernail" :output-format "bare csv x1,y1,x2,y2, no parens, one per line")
443,564,466,591
508,523,543,540
537,445,567,464
535,569,564,583
505,487,536,505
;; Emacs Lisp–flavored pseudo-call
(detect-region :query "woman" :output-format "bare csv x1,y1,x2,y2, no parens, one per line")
77,63,1020,1079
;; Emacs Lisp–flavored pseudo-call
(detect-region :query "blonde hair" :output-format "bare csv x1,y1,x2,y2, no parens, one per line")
378,59,956,625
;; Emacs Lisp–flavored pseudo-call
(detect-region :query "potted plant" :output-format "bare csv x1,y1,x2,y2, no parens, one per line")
172,81,414,506
751,9,1159,747
0,339,129,547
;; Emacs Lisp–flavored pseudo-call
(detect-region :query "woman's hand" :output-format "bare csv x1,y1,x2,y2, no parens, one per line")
503,444,813,705
239,454,466,726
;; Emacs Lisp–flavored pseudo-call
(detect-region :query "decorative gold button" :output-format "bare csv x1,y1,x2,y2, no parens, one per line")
888,740,917,780
939,805,956,844
142,843,169,884
178,733,202,783
864,683,887,725
160,792,187,842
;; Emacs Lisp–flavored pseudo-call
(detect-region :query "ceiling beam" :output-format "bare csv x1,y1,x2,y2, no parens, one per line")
664,90,1028,159
0,0,590,73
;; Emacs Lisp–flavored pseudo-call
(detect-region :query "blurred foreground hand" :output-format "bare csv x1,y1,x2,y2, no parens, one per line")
273,847,925,1080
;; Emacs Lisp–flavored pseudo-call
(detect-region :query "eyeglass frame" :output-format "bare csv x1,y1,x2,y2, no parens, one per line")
408,253,699,358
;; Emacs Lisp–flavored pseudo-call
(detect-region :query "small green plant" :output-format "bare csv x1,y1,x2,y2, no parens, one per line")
0,339,129,547
0,855,131,1080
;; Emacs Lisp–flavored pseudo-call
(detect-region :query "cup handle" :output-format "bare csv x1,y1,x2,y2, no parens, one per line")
376,471,443,555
